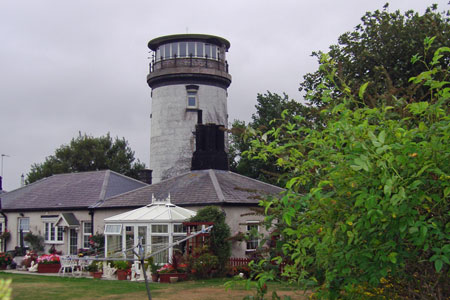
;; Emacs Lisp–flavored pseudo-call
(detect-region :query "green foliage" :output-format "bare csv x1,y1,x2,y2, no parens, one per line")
229,92,319,186
245,41,450,299
299,4,450,108
187,247,219,279
23,232,44,252
113,260,130,271
189,206,231,272
0,279,11,300
85,261,100,272
26,133,145,183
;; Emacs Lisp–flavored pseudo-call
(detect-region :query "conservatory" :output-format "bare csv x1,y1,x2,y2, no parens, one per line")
103,194,196,264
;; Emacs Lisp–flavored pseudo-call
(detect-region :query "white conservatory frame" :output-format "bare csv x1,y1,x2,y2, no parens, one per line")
103,195,196,264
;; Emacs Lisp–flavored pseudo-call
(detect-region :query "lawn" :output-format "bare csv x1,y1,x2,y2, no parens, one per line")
0,272,307,300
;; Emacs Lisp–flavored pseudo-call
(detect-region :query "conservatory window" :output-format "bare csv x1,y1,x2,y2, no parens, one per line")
173,224,186,233
151,224,168,233
105,224,122,235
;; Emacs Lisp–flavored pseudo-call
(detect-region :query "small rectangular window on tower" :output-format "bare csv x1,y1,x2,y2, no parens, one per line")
186,85,199,109
187,91,197,108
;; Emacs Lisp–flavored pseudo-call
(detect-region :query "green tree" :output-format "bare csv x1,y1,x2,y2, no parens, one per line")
189,206,231,273
245,41,450,299
229,92,318,186
299,4,450,109
26,133,145,183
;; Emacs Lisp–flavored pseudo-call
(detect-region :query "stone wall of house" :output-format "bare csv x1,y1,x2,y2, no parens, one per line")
4,210,91,255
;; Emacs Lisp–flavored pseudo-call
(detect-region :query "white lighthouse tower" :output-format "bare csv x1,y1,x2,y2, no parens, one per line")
147,34,232,183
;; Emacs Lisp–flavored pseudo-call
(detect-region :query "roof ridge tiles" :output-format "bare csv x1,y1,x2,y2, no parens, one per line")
208,169,225,202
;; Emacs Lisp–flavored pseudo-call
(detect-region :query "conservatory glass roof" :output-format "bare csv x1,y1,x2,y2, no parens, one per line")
104,194,196,223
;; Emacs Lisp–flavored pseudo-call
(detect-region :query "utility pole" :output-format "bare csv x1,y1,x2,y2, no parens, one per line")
1,154,9,178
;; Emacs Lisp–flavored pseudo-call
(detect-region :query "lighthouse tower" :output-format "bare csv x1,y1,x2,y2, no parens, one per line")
147,34,232,183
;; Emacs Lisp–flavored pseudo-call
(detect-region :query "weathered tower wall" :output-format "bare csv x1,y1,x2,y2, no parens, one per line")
147,34,231,183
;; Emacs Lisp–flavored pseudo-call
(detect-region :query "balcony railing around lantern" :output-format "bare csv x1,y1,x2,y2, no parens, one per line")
149,54,229,74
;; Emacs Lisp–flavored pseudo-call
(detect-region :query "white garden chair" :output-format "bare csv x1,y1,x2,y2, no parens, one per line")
58,256,74,276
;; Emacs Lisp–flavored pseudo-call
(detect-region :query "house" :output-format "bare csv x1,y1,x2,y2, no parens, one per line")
0,170,147,254
95,168,283,258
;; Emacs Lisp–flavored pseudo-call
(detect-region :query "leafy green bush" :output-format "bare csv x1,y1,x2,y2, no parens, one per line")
23,232,44,252
245,41,450,299
187,247,219,279
113,260,130,271
189,206,231,273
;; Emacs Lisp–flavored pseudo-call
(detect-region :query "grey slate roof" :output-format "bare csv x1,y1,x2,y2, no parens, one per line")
94,169,283,209
57,213,80,226
0,170,147,211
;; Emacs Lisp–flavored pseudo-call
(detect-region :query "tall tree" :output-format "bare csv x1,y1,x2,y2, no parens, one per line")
26,133,145,183
239,4,450,299
299,4,450,109
229,92,318,186
247,40,450,300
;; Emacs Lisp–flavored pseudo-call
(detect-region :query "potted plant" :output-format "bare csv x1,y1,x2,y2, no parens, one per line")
0,252,13,270
37,254,61,273
114,260,130,280
146,257,159,282
86,261,102,278
158,252,188,283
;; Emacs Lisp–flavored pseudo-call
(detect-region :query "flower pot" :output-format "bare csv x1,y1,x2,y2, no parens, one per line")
169,276,178,283
151,274,159,282
37,263,61,273
159,273,187,283
117,269,129,280
93,271,103,279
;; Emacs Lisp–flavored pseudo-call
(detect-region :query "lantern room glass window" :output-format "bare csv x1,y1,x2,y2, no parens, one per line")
155,41,222,61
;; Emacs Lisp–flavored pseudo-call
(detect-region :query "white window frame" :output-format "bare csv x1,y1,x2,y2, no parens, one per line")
82,222,92,249
104,224,122,235
44,222,64,244
187,90,198,108
246,221,260,252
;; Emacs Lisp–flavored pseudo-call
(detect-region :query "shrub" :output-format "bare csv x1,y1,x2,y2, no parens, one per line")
189,206,231,273
113,260,130,270
23,232,44,252
0,253,12,267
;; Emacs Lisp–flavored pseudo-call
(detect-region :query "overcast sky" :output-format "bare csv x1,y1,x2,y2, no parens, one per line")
0,0,445,191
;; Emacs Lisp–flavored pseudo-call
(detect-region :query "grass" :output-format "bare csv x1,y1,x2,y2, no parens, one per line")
0,272,306,300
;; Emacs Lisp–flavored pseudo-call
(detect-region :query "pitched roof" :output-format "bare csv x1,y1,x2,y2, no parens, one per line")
104,197,196,223
94,169,283,209
56,213,80,227
0,170,147,211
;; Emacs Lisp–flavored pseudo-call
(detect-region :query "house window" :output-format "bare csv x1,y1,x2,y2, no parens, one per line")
44,222,64,243
18,218,30,233
246,222,259,251
82,222,92,249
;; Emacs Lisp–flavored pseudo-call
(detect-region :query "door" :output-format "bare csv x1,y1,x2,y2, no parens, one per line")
69,229,78,255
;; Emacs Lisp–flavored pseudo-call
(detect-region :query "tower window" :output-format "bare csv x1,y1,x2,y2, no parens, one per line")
187,91,197,108
186,85,199,109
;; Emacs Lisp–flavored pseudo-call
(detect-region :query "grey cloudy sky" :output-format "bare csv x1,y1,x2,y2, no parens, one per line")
0,0,445,191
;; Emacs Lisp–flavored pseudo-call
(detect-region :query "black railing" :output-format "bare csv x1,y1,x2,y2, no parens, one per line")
149,55,229,74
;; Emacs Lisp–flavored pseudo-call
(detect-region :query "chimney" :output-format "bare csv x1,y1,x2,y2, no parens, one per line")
21,174,25,187
137,169,153,185
191,124,229,171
